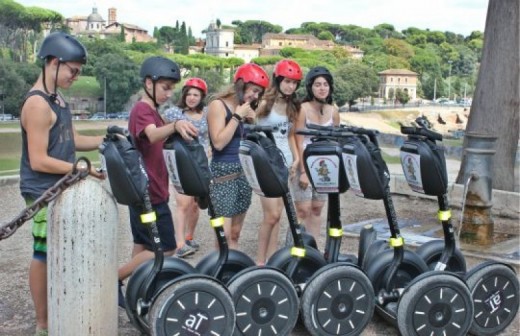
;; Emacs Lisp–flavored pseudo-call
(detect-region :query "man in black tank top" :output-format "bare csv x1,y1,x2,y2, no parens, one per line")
19,32,105,335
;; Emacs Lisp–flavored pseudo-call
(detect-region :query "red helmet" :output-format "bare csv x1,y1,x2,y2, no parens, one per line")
274,59,302,81
184,77,208,94
234,63,269,89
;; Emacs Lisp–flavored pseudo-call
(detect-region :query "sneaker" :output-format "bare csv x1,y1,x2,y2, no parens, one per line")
175,244,196,258
118,280,126,309
185,239,200,250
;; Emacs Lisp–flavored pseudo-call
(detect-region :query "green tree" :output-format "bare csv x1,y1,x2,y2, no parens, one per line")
333,62,379,107
93,53,141,113
395,88,410,106
0,58,38,117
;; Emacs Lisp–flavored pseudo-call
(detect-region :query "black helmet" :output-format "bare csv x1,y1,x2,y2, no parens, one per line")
305,66,334,103
140,56,181,83
38,32,87,64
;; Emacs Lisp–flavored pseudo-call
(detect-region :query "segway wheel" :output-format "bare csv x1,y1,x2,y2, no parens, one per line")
416,239,467,274
300,264,375,336
397,272,473,336
465,263,520,336
228,267,299,336
150,276,236,336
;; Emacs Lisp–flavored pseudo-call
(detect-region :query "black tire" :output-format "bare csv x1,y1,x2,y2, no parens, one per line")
360,240,388,270
228,267,299,335
416,240,467,274
125,257,196,333
397,272,473,336
150,276,236,336
466,263,520,336
284,224,317,249
196,249,255,284
300,264,375,336
267,246,327,286
365,249,429,293
357,226,378,268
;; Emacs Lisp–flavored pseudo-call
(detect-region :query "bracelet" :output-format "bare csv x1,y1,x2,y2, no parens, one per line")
232,113,242,122
172,120,178,132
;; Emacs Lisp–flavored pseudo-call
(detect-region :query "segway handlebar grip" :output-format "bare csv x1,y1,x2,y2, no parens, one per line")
243,124,278,133
107,125,129,137
400,126,442,141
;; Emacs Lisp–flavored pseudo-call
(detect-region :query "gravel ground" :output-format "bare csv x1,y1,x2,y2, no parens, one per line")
1,180,518,336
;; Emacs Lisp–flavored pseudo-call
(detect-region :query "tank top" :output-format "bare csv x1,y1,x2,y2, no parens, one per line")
257,109,292,166
20,91,75,199
303,107,334,149
211,100,243,163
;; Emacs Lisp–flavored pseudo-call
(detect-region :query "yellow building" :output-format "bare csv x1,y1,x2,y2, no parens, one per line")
378,69,418,100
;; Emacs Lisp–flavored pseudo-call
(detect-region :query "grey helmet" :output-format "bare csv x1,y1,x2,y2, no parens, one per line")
140,56,181,83
38,32,87,64
304,66,334,104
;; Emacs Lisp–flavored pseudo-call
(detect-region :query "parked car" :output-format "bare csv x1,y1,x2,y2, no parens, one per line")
89,113,105,120
117,112,130,120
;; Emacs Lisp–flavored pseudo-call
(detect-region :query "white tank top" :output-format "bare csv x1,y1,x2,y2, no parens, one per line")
257,110,293,166
303,108,334,149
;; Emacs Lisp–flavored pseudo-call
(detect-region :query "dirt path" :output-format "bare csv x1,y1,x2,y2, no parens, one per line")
0,180,518,335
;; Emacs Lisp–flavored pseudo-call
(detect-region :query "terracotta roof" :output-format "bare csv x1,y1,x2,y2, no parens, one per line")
378,69,418,75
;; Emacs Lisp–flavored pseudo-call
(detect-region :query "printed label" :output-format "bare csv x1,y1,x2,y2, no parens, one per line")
239,154,264,196
400,152,424,193
342,153,363,197
163,149,184,193
306,155,340,193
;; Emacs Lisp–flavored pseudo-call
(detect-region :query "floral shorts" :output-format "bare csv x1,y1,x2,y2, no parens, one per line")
210,161,252,217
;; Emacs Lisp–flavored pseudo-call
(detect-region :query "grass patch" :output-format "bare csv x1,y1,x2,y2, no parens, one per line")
61,76,102,98
382,152,402,164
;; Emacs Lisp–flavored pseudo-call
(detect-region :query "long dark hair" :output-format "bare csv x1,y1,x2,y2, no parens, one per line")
257,76,301,123
177,86,206,112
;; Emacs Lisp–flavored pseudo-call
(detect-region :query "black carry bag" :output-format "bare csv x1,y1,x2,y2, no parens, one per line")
163,134,212,207
239,131,289,198
99,126,148,207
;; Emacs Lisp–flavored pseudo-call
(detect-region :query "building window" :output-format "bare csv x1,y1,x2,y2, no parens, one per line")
226,41,229,47
405,78,408,83
279,42,282,46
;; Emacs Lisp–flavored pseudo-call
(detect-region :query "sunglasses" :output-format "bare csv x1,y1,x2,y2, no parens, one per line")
62,62,81,78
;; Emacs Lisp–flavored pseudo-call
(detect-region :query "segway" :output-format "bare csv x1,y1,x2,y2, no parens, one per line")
165,130,300,335
334,124,474,336
399,122,519,336
101,127,236,335
268,124,374,335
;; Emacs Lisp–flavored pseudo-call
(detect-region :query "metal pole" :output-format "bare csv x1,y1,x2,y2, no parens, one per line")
433,78,437,101
448,61,452,100
48,178,119,335
104,76,107,119
459,133,497,245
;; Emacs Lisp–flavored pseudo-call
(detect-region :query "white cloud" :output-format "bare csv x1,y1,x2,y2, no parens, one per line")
15,0,488,37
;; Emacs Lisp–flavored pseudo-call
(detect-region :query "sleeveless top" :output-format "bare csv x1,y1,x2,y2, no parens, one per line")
20,90,75,199
257,109,292,166
211,100,243,163
163,106,209,152
303,107,334,149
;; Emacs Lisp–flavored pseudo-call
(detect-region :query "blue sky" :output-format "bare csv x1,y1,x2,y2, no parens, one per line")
15,0,488,38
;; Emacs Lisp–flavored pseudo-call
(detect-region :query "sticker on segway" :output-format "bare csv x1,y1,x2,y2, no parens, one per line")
306,155,340,193
163,149,184,193
400,151,424,193
181,309,211,333
239,153,264,196
342,152,363,196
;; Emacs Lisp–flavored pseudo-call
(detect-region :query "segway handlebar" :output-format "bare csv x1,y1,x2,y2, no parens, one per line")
243,124,278,133
295,127,353,138
400,125,442,142
106,125,129,137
